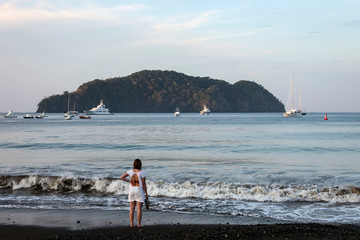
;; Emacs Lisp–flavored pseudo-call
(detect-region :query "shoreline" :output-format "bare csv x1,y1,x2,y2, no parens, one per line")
0,208,287,229
1,208,360,239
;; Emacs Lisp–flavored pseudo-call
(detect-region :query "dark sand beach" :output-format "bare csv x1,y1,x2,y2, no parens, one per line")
2,223,360,240
1,208,360,239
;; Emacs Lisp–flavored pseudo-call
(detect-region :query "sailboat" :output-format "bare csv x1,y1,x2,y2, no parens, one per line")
3,110,17,118
64,94,78,119
283,75,298,117
298,88,307,115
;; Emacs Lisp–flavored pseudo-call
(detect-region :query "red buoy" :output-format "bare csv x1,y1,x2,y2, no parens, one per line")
324,114,328,120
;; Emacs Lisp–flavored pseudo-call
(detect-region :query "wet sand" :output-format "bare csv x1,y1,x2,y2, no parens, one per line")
1,208,360,239
0,208,282,229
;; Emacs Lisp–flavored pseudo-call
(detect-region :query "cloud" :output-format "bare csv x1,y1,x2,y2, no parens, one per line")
190,31,261,42
133,9,263,47
342,20,360,27
153,11,217,33
0,0,148,29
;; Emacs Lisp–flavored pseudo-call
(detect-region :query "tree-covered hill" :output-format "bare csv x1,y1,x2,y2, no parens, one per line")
37,70,284,113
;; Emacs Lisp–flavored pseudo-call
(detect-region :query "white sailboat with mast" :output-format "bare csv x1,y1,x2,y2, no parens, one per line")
283,74,298,117
298,88,307,115
64,94,78,119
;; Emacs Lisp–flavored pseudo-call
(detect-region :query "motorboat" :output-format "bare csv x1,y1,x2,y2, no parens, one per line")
200,105,211,115
23,114,35,119
35,112,46,119
86,100,112,115
174,108,180,117
3,110,17,118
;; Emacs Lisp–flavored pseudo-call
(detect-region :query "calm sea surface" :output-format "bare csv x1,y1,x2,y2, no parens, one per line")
1,112,360,223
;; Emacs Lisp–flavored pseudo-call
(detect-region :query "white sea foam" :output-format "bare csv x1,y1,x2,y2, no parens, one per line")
2,175,360,224
148,180,360,203
1,175,359,204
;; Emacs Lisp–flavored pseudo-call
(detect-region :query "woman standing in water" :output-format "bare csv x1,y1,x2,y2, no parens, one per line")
120,159,148,227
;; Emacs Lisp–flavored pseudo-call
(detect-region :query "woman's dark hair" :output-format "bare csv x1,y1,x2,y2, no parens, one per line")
133,159,142,170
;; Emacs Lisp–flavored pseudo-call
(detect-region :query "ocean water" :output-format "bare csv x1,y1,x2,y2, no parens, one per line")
1,112,360,224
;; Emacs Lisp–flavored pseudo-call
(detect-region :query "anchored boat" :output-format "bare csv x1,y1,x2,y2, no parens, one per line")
200,105,211,115
86,100,112,115
174,108,180,117
3,110,18,118
283,75,298,117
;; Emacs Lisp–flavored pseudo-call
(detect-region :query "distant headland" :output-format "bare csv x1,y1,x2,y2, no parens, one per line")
36,70,285,113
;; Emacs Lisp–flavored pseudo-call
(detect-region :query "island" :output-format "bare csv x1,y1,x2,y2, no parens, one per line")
36,70,284,113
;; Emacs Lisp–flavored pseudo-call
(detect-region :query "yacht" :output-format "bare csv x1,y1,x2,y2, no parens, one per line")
86,100,112,115
200,105,211,115
3,110,18,118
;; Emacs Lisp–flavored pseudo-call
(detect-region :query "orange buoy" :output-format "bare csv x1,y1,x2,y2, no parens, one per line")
324,114,328,120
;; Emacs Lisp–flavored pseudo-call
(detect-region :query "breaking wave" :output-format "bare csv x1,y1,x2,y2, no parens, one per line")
1,175,360,203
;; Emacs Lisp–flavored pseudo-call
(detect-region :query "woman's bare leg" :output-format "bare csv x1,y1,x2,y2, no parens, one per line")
130,201,136,227
137,202,143,227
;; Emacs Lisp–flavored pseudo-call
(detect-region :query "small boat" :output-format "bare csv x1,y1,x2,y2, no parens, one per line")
3,110,18,118
174,108,180,117
23,114,35,119
86,100,112,115
64,113,73,119
35,112,46,119
200,105,211,115
79,115,91,119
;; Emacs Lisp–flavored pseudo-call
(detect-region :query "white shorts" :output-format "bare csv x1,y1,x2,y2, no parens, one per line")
128,187,145,203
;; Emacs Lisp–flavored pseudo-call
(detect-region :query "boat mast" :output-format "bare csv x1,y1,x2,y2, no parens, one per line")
286,74,295,111
67,94,70,112
299,87,302,110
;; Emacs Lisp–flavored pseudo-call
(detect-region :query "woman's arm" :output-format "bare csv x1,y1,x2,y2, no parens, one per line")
142,177,148,197
120,172,130,183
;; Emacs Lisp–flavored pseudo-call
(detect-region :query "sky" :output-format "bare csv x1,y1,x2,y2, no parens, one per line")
0,0,359,112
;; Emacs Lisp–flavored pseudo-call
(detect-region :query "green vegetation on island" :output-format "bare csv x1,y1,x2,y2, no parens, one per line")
37,70,284,113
